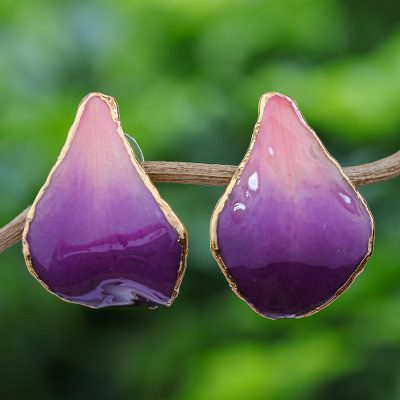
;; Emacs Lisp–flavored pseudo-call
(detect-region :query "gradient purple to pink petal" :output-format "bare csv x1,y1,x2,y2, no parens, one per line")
213,94,373,318
25,94,186,308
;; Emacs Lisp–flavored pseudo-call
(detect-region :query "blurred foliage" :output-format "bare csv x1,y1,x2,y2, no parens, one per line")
0,0,400,399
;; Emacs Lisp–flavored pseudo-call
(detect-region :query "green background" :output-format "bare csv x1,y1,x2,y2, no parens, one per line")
0,0,399,399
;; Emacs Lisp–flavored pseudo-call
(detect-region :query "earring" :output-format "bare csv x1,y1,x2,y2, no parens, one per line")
22,93,188,308
210,93,374,319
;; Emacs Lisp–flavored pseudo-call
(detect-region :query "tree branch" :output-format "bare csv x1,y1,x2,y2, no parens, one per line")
0,151,399,254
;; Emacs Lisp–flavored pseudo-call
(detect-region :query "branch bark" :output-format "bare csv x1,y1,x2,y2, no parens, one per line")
0,150,399,254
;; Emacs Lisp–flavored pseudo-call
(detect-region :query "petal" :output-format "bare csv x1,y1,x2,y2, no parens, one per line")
23,93,187,308
211,93,374,319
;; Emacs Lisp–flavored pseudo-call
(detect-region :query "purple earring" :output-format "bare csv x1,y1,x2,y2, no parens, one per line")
210,93,374,319
22,93,188,308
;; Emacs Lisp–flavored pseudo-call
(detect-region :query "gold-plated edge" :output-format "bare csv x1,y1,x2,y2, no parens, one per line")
209,92,375,320
22,92,188,308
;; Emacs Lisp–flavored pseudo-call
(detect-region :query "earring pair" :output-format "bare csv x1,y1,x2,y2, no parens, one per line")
22,92,374,319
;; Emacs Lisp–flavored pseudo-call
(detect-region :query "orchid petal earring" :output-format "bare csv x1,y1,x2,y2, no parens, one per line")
210,93,374,319
22,93,188,308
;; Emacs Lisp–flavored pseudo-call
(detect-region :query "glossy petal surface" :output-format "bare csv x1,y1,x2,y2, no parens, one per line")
211,93,373,319
23,93,187,308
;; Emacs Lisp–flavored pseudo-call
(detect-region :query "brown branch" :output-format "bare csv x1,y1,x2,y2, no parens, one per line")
0,207,30,254
0,151,399,254
143,151,400,186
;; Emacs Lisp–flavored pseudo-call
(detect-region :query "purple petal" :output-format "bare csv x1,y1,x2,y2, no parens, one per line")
211,93,374,319
23,93,187,308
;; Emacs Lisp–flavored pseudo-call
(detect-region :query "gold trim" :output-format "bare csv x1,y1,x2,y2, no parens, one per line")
210,92,375,319
22,92,188,308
